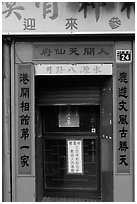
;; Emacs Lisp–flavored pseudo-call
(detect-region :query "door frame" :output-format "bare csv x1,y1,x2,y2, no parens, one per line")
35,75,113,201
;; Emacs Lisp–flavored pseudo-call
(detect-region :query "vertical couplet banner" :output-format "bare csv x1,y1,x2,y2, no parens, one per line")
116,64,130,173
16,64,33,175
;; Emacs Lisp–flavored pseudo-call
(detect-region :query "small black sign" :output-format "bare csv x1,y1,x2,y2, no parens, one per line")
116,50,132,63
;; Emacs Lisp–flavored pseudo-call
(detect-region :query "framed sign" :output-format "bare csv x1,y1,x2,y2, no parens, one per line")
33,43,114,61
116,64,130,174
67,140,83,174
116,50,132,63
59,106,79,127
15,64,34,175
35,64,113,76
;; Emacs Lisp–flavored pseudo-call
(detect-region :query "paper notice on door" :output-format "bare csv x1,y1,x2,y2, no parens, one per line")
67,140,83,174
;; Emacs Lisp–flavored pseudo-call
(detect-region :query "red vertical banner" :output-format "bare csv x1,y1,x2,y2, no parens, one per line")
16,64,33,175
116,64,130,173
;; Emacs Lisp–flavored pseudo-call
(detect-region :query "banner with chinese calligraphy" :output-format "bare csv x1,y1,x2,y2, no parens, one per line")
35,64,112,76
116,64,130,174
67,140,83,174
33,43,113,61
2,2,134,34
59,106,79,127
16,64,34,175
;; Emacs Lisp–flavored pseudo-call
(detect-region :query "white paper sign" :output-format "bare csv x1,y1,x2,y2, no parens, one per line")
67,140,83,174
35,64,112,75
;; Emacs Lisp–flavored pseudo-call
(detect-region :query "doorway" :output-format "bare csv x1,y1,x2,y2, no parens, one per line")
42,105,100,199
35,75,113,201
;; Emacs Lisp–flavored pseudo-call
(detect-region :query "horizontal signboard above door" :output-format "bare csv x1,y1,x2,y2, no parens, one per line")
33,43,114,61
35,64,112,76
2,2,135,34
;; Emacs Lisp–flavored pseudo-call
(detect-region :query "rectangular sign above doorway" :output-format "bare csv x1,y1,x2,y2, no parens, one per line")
33,43,114,61
35,64,112,76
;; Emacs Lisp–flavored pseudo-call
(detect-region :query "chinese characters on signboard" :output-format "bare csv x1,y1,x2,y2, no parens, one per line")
17,65,32,175
2,2,58,31
34,2,58,20
59,106,79,127
35,64,112,76
2,3,78,32
33,43,113,61
117,65,130,173
65,18,78,31
67,140,83,174
2,2,135,33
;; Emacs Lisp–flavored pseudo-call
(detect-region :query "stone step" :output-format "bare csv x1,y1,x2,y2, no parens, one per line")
42,197,101,202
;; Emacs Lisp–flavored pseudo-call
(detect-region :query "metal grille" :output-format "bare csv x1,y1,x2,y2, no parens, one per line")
44,139,98,190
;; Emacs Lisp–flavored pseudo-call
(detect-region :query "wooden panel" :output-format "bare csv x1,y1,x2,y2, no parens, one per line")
35,107,44,201
100,76,113,201
33,43,114,61
116,64,130,173
16,65,32,175
15,63,35,201
3,42,11,201
15,64,34,176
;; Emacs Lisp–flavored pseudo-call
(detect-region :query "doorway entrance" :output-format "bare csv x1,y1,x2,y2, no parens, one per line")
42,105,100,199
35,75,113,201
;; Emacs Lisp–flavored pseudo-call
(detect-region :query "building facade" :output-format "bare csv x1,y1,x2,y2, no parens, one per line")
2,2,135,202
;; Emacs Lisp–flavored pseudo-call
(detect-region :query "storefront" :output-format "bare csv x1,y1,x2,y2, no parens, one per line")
2,2,135,202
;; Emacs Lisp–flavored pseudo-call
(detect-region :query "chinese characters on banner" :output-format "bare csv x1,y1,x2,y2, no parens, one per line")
117,65,130,173
35,64,112,76
2,2,58,31
2,2,135,33
33,43,113,61
59,106,79,127
17,65,32,175
65,18,78,31
67,140,83,174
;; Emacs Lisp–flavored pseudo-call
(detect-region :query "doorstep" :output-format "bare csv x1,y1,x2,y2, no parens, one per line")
42,197,102,202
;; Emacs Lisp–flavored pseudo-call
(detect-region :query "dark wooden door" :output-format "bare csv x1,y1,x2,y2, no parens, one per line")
100,76,113,201
35,106,44,201
42,105,101,199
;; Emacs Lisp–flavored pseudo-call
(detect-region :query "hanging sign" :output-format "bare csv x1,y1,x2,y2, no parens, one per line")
16,64,33,175
116,64,130,174
59,106,79,127
35,64,112,76
67,140,83,174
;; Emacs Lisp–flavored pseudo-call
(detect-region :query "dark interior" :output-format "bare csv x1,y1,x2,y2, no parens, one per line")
35,75,112,200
